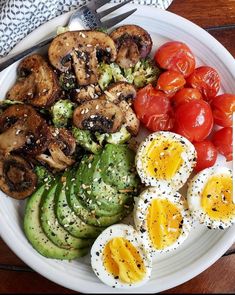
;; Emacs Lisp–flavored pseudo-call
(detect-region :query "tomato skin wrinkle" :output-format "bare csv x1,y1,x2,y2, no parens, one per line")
154,41,196,78
187,66,220,101
211,93,235,127
156,70,186,97
134,84,174,132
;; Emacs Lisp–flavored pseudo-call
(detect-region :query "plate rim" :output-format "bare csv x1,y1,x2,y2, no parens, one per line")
0,3,235,293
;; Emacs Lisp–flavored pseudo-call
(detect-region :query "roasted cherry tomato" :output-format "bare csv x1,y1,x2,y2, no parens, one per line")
174,99,213,142
154,41,196,78
211,93,235,127
187,66,220,101
172,87,202,108
134,84,174,131
212,127,233,161
194,140,217,172
156,70,186,97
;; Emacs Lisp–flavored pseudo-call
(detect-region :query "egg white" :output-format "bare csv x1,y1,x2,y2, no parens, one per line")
90,224,152,289
187,166,234,229
135,131,196,191
134,186,192,253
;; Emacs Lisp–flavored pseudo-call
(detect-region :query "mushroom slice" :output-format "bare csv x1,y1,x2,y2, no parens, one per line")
71,48,98,85
0,105,50,156
49,143,75,166
0,155,37,199
0,104,34,133
101,82,136,104
110,25,152,68
99,82,139,135
48,31,117,86
36,142,75,172
36,154,68,171
50,127,76,156
116,39,140,69
73,99,124,134
6,54,61,107
72,84,102,105
0,120,30,155
36,128,76,172
119,100,140,136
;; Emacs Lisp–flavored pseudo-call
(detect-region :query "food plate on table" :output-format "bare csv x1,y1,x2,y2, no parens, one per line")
0,4,234,293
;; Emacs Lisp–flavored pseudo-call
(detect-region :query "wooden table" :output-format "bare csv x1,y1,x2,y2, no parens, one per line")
0,0,235,293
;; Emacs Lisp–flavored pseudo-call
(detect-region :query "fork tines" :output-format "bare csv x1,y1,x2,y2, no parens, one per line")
94,0,113,9
101,8,137,28
98,0,133,18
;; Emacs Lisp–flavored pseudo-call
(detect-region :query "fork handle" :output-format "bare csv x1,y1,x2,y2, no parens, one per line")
0,35,55,72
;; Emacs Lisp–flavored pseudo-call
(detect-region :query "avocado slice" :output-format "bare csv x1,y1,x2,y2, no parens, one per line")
99,144,140,190
24,185,88,260
68,178,132,227
55,171,104,239
75,155,132,217
40,181,93,249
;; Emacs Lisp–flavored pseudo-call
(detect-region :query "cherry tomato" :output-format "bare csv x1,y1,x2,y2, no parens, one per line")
174,99,213,142
212,127,233,161
193,140,217,172
211,93,235,127
156,70,186,97
172,88,202,108
187,66,220,101
154,41,196,78
134,84,174,131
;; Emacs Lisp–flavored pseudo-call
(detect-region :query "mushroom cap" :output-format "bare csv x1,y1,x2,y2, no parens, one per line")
49,31,117,71
49,127,76,156
36,127,76,172
0,104,50,156
0,155,37,199
6,54,61,107
110,25,153,68
101,82,137,104
73,99,124,133
48,31,117,86
99,82,139,136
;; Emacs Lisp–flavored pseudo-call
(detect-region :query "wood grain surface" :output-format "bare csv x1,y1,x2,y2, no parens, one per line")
0,0,235,293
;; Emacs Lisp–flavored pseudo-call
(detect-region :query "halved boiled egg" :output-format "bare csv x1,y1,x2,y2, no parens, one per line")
136,131,196,190
134,187,192,253
187,166,234,229
90,224,152,289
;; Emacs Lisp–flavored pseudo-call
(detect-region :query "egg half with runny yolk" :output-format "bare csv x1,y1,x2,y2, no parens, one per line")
136,131,196,191
134,187,192,253
90,224,152,289
187,166,234,229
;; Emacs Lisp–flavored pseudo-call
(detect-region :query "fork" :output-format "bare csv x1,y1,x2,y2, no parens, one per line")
0,0,136,72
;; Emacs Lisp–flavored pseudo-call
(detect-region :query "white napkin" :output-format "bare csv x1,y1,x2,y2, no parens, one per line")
0,0,173,56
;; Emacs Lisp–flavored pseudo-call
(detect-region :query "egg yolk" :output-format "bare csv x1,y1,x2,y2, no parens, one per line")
103,237,146,284
147,198,183,250
201,174,235,221
144,139,184,180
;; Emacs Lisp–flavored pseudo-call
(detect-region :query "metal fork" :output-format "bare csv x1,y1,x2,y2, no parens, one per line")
0,0,136,72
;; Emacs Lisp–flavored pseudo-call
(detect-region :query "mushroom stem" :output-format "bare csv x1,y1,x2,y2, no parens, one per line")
71,49,98,86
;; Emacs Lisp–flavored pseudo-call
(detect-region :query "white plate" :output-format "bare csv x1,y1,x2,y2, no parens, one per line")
0,4,234,294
